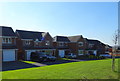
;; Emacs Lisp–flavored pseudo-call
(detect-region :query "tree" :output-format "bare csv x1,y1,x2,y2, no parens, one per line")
112,29,120,71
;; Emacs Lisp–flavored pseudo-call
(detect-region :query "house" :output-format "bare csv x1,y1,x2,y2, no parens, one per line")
85,38,106,55
53,35,86,57
105,44,112,53
68,35,86,56
53,36,70,57
1,26,18,62
16,30,55,60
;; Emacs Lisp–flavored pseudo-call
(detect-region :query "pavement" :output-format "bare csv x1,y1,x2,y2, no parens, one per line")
2,61,39,71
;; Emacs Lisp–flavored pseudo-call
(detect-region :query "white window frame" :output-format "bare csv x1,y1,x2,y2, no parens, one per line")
78,42,83,47
34,39,41,46
59,42,64,46
2,37,12,44
89,44,94,48
78,50,84,55
34,42,39,46
25,40,31,45
65,42,68,46
46,41,50,46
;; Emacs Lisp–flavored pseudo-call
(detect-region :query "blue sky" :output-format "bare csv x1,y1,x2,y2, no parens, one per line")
0,2,118,46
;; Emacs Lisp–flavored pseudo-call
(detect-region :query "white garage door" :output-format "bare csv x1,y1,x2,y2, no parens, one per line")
26,50,35,60
59,50,65,58
3,50,15,62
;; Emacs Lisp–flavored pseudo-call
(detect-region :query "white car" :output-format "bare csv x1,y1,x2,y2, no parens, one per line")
100,54,112,58
65,53,77,58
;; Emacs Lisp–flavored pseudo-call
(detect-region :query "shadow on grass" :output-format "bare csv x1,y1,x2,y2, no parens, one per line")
41,60,77,65
2,61,39,71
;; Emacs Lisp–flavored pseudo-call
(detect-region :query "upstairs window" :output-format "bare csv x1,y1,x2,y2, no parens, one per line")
65,42,68,46
34,42,39,46
34,39,40,46
25,40,31,45
46,41,50,46
59,42,64,46
2,38,12,44
78,42,83,47
89,44,94,48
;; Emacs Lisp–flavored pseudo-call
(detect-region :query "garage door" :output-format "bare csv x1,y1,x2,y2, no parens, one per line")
26,50,35,60
3,50,15,61
59,50,65,58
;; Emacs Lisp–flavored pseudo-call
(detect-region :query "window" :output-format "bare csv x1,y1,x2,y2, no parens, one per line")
78,42,83,46
34,39,40,46
25,40,31,45
78,50,84,55
65,42,68,46
59,42,64,46
89,44,94,48
46,41,50,45
35,42,39,46
2,38,12,44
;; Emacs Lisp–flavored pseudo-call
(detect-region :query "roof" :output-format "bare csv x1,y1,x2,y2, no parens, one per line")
86,39,101,44
68,35,83,42
53,36,70,42
16,30,46,41
0,26,16,37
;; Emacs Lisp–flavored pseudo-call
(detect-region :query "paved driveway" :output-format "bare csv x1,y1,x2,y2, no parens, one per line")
2,61,39,71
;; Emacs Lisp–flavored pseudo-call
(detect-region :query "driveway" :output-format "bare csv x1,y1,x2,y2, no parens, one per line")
2,61,39,71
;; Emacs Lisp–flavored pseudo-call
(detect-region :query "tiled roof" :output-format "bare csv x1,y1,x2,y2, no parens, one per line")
86,39,100,44
68,35,83,42
0,26,16,37
53,36,70,42
86,38,106,46
16,30,46,41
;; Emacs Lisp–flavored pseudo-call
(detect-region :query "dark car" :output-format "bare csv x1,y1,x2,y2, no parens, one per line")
30,52,48,62
65,53,77,59
46,55,56,61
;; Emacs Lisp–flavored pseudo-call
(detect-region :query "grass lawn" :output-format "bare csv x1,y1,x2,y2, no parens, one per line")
2,59,119,79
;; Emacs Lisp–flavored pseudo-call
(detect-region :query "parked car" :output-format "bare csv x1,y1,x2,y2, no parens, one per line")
30,52,48,62
100,54,112,58
30,52,56,62
46,55,56,61
65,53,77,59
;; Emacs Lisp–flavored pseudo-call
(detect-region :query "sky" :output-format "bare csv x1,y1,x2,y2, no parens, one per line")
0,2,118,46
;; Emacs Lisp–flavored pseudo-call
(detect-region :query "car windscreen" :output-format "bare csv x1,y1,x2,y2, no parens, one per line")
37,53,47,56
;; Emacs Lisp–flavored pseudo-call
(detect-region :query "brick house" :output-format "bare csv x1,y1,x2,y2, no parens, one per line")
53,35,87,57
53,36,71,57
16,30,55,60
85,38,106,55
68,35,86,56
1,26,109,61
105,44,112,54
1,26,18,62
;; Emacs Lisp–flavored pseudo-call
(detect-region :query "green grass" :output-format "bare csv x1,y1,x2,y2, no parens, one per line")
22,61,36,64
2,59,119,79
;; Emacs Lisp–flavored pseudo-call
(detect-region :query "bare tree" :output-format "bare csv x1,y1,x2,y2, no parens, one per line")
112,29,120,71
